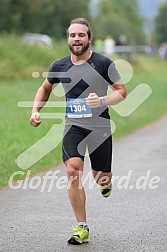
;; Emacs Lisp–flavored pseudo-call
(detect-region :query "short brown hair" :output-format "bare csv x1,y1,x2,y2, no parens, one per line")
67,18,92,39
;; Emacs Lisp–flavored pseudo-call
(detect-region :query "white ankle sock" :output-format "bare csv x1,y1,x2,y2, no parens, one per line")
78,222,87,227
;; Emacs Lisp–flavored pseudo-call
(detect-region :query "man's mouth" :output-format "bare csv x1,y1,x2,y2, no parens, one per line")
73,43,82,47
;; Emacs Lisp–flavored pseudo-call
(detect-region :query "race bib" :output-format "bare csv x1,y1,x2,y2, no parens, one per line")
66,98,92,118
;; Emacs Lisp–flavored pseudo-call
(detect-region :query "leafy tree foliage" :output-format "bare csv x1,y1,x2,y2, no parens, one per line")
0,0,89,37
155,3,167,44
0,0,144,43
91,0,145,44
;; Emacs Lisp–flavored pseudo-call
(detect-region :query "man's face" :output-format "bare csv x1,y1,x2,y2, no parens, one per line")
67,24,92,56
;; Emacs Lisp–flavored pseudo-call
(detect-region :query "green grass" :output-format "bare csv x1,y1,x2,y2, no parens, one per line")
0,78,65,187
111,54,167,139
0,35,167,187
0,34,69,80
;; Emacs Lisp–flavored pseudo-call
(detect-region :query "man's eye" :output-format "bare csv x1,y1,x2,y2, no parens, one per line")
79,34,85,37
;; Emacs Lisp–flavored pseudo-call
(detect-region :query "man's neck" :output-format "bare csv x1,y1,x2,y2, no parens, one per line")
71,50,92,64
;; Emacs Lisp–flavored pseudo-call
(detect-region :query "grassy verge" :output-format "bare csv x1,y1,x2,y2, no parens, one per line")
0,34,69,80
111,54,167,139
0,42,167,187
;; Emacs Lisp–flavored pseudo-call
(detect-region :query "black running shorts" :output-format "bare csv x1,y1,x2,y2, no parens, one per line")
62,125,112,172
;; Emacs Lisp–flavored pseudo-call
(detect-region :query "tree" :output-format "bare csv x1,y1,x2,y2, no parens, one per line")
0,0,27,33
155,3,167,44
0,0,89,38
91,0,145,44
22,0,89,37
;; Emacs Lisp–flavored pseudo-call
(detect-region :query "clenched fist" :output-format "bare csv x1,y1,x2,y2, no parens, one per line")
30,112,41,127
86,93,100,108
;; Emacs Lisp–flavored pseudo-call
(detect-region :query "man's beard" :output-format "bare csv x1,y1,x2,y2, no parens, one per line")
68,41,90,56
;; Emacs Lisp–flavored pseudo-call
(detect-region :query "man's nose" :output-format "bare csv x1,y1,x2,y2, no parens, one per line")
74,35,80,40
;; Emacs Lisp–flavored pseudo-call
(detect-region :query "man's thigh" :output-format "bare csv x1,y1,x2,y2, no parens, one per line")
88,127,112,172
62,125,91,162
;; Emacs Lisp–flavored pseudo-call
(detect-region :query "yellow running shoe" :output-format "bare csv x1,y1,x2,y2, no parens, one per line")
99,181,112,198
68,225,89,245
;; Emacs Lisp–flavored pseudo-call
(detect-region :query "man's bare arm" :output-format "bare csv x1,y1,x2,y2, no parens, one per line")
30,79,54,127
105,79,127,105
86,79,127,108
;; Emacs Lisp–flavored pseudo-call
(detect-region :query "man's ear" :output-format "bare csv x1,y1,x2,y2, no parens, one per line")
89,37,92,44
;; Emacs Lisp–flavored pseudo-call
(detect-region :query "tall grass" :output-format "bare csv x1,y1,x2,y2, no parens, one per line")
0,34,69,79
0,35,167,187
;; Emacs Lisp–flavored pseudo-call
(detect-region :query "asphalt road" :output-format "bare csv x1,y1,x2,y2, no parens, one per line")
0,115,167,252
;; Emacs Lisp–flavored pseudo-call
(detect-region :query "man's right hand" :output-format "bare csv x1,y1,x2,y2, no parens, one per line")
30,112,41,127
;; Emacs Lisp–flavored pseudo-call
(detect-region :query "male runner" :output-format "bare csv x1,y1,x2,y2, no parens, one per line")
30,18,127,245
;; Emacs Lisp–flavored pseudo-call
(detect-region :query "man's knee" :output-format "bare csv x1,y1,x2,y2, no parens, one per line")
66,158,83,181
